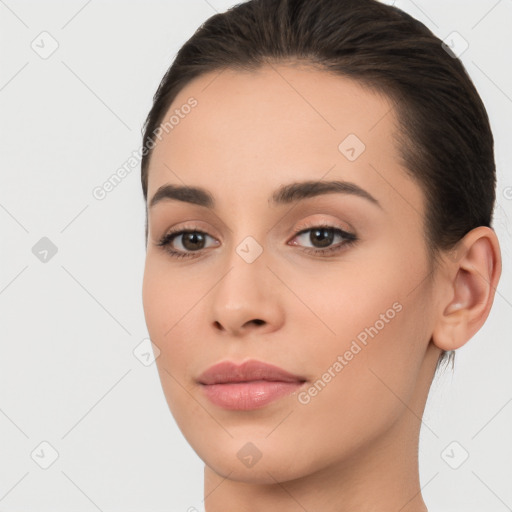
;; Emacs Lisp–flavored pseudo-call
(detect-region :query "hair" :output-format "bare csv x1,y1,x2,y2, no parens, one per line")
140,0,497,372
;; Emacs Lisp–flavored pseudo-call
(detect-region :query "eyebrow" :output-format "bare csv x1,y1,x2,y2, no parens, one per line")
148,180,382,210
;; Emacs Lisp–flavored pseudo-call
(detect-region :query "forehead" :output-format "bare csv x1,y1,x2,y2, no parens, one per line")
147,63,423,218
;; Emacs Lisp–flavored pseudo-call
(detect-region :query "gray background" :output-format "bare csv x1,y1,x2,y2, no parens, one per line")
0,0,511,510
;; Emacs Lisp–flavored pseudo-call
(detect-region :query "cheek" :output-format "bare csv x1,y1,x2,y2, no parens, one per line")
293,249,430,414
142,263,205,430
142,263,170,341
142,260,192,363
142,257,219,389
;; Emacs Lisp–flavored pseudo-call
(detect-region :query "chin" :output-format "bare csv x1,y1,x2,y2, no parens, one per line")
189,429,327,485
203,449,310,485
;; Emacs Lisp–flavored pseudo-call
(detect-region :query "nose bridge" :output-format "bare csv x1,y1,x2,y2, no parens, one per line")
220,211,268,273
218,230,268,305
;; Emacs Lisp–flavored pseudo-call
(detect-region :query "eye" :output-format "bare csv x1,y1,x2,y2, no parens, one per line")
157,227,219,259
289,224,358,257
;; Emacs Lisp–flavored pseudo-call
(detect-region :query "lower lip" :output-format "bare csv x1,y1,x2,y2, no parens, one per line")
200,380,304,410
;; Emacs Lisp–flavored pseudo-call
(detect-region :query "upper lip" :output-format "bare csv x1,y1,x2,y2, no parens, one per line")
197,359,307,385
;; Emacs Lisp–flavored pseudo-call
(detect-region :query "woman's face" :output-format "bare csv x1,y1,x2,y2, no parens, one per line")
142,63,443,483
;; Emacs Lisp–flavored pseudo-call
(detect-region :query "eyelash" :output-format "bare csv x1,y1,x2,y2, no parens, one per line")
156,223,358,260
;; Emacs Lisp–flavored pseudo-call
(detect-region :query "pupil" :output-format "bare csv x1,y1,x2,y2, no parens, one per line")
183,232,204,250
311,228,334,248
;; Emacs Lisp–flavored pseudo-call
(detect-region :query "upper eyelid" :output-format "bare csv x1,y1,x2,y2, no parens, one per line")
164,222,351,236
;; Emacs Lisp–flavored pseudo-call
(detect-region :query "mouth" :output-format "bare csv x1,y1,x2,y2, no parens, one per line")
197,359,307,410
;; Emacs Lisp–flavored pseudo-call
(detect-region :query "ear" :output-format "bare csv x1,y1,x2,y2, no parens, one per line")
432,226,502,352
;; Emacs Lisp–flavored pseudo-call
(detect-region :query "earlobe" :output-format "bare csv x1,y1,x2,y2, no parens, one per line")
432,301,469,352
431,226,502,352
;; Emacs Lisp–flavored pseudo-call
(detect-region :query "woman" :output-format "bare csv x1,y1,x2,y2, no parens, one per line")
140,0,502,509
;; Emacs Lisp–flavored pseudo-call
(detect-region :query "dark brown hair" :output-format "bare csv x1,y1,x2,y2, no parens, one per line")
140,0,496,371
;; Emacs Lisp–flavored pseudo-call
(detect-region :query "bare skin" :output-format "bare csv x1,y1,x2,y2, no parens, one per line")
142,62,502,511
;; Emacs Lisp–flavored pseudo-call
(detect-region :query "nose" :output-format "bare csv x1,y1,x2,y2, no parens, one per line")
209,249,285,337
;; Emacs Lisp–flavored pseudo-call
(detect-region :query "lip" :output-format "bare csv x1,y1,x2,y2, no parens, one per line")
197,359,307,410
